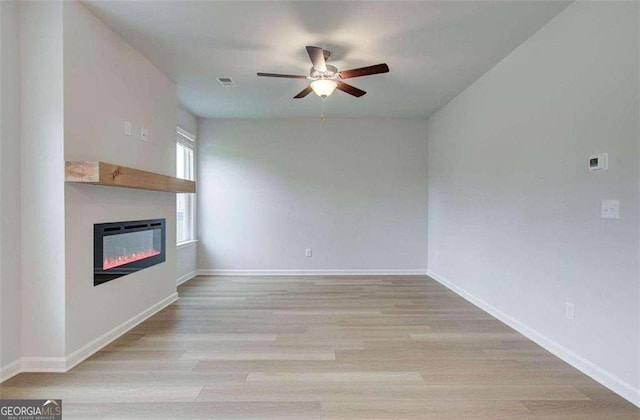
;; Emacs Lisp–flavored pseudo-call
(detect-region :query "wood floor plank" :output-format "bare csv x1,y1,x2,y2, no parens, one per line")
181,346,336,361
105,402,322,419
245,371,425,385
521,400,640,419
321,400,534,419
389,384,590,401
2,275,637,419
60,403,116,420
195,382,393,402
0,385,203,403
69,360,198,373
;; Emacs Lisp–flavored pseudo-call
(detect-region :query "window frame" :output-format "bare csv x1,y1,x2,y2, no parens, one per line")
176,127,196,245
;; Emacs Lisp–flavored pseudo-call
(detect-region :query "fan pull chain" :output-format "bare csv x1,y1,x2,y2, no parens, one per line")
320,98,326,123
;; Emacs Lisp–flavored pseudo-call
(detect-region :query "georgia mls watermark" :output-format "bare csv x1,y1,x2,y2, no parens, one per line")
0,399,62,420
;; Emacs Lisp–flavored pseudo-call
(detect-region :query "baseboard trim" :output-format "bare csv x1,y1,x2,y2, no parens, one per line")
177,270,198,286
198,269,428,277
0,292,179,384
0,359,22,383
426,270,640,408
65,292,179,371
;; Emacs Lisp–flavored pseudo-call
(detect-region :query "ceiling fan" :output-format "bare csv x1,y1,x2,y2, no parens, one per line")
257,46,389,99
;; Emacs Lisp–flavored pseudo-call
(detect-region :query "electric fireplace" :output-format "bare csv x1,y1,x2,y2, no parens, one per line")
94,219,166,286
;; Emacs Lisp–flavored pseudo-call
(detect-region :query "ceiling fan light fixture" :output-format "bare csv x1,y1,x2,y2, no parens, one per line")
257,46,388,99
310,79,337,98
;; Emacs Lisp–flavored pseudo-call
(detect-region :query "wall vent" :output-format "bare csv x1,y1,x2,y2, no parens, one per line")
217,77,236,87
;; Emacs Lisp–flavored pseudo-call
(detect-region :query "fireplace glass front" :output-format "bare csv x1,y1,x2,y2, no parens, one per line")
94,219,166,286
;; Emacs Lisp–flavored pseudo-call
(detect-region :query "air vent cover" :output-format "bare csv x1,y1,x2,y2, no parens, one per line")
217,77,236,87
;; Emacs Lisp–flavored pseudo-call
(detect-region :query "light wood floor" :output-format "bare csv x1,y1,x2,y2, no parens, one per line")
2,275,638,419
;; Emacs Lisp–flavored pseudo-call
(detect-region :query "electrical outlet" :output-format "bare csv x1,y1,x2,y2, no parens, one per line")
124,121,132,136
305,248,312,258
565,302,575,321
140,127,149,142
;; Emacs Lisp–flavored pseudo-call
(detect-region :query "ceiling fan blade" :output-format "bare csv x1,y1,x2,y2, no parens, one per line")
338,63,389,79
294,86,313,99
336,81,366,97
306,46,327,72
257,72,308,79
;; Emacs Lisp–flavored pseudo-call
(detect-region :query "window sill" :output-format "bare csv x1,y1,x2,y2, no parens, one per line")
177,239,199,250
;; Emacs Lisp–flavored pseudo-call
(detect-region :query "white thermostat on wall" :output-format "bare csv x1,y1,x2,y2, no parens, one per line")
588,153,608,172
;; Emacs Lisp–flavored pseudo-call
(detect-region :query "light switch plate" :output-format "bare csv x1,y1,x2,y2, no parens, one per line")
565,302,575,321
140,127,149,142
124,121,132,136
601,199,620,219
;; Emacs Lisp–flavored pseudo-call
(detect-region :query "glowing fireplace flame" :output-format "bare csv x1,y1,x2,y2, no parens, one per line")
103,249,161,270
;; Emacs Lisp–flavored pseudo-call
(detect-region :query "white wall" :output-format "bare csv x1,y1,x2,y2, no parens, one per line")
19,0,66,360
63,1,177,355
176,105,198,284
177,105,198,136
427,0,639,405
197,118,428,274
177,241,197,284
0,0,21,373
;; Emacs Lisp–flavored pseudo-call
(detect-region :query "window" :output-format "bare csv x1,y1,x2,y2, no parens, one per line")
176,128,195,244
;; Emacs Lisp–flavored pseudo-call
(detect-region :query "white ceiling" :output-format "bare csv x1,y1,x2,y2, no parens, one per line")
83,1,570,119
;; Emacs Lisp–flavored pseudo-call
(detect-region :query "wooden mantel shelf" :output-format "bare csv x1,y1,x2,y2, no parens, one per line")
65,161,196,193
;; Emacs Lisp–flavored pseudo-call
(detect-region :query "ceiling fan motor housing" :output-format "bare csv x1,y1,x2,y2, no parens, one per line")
310,64,338,79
